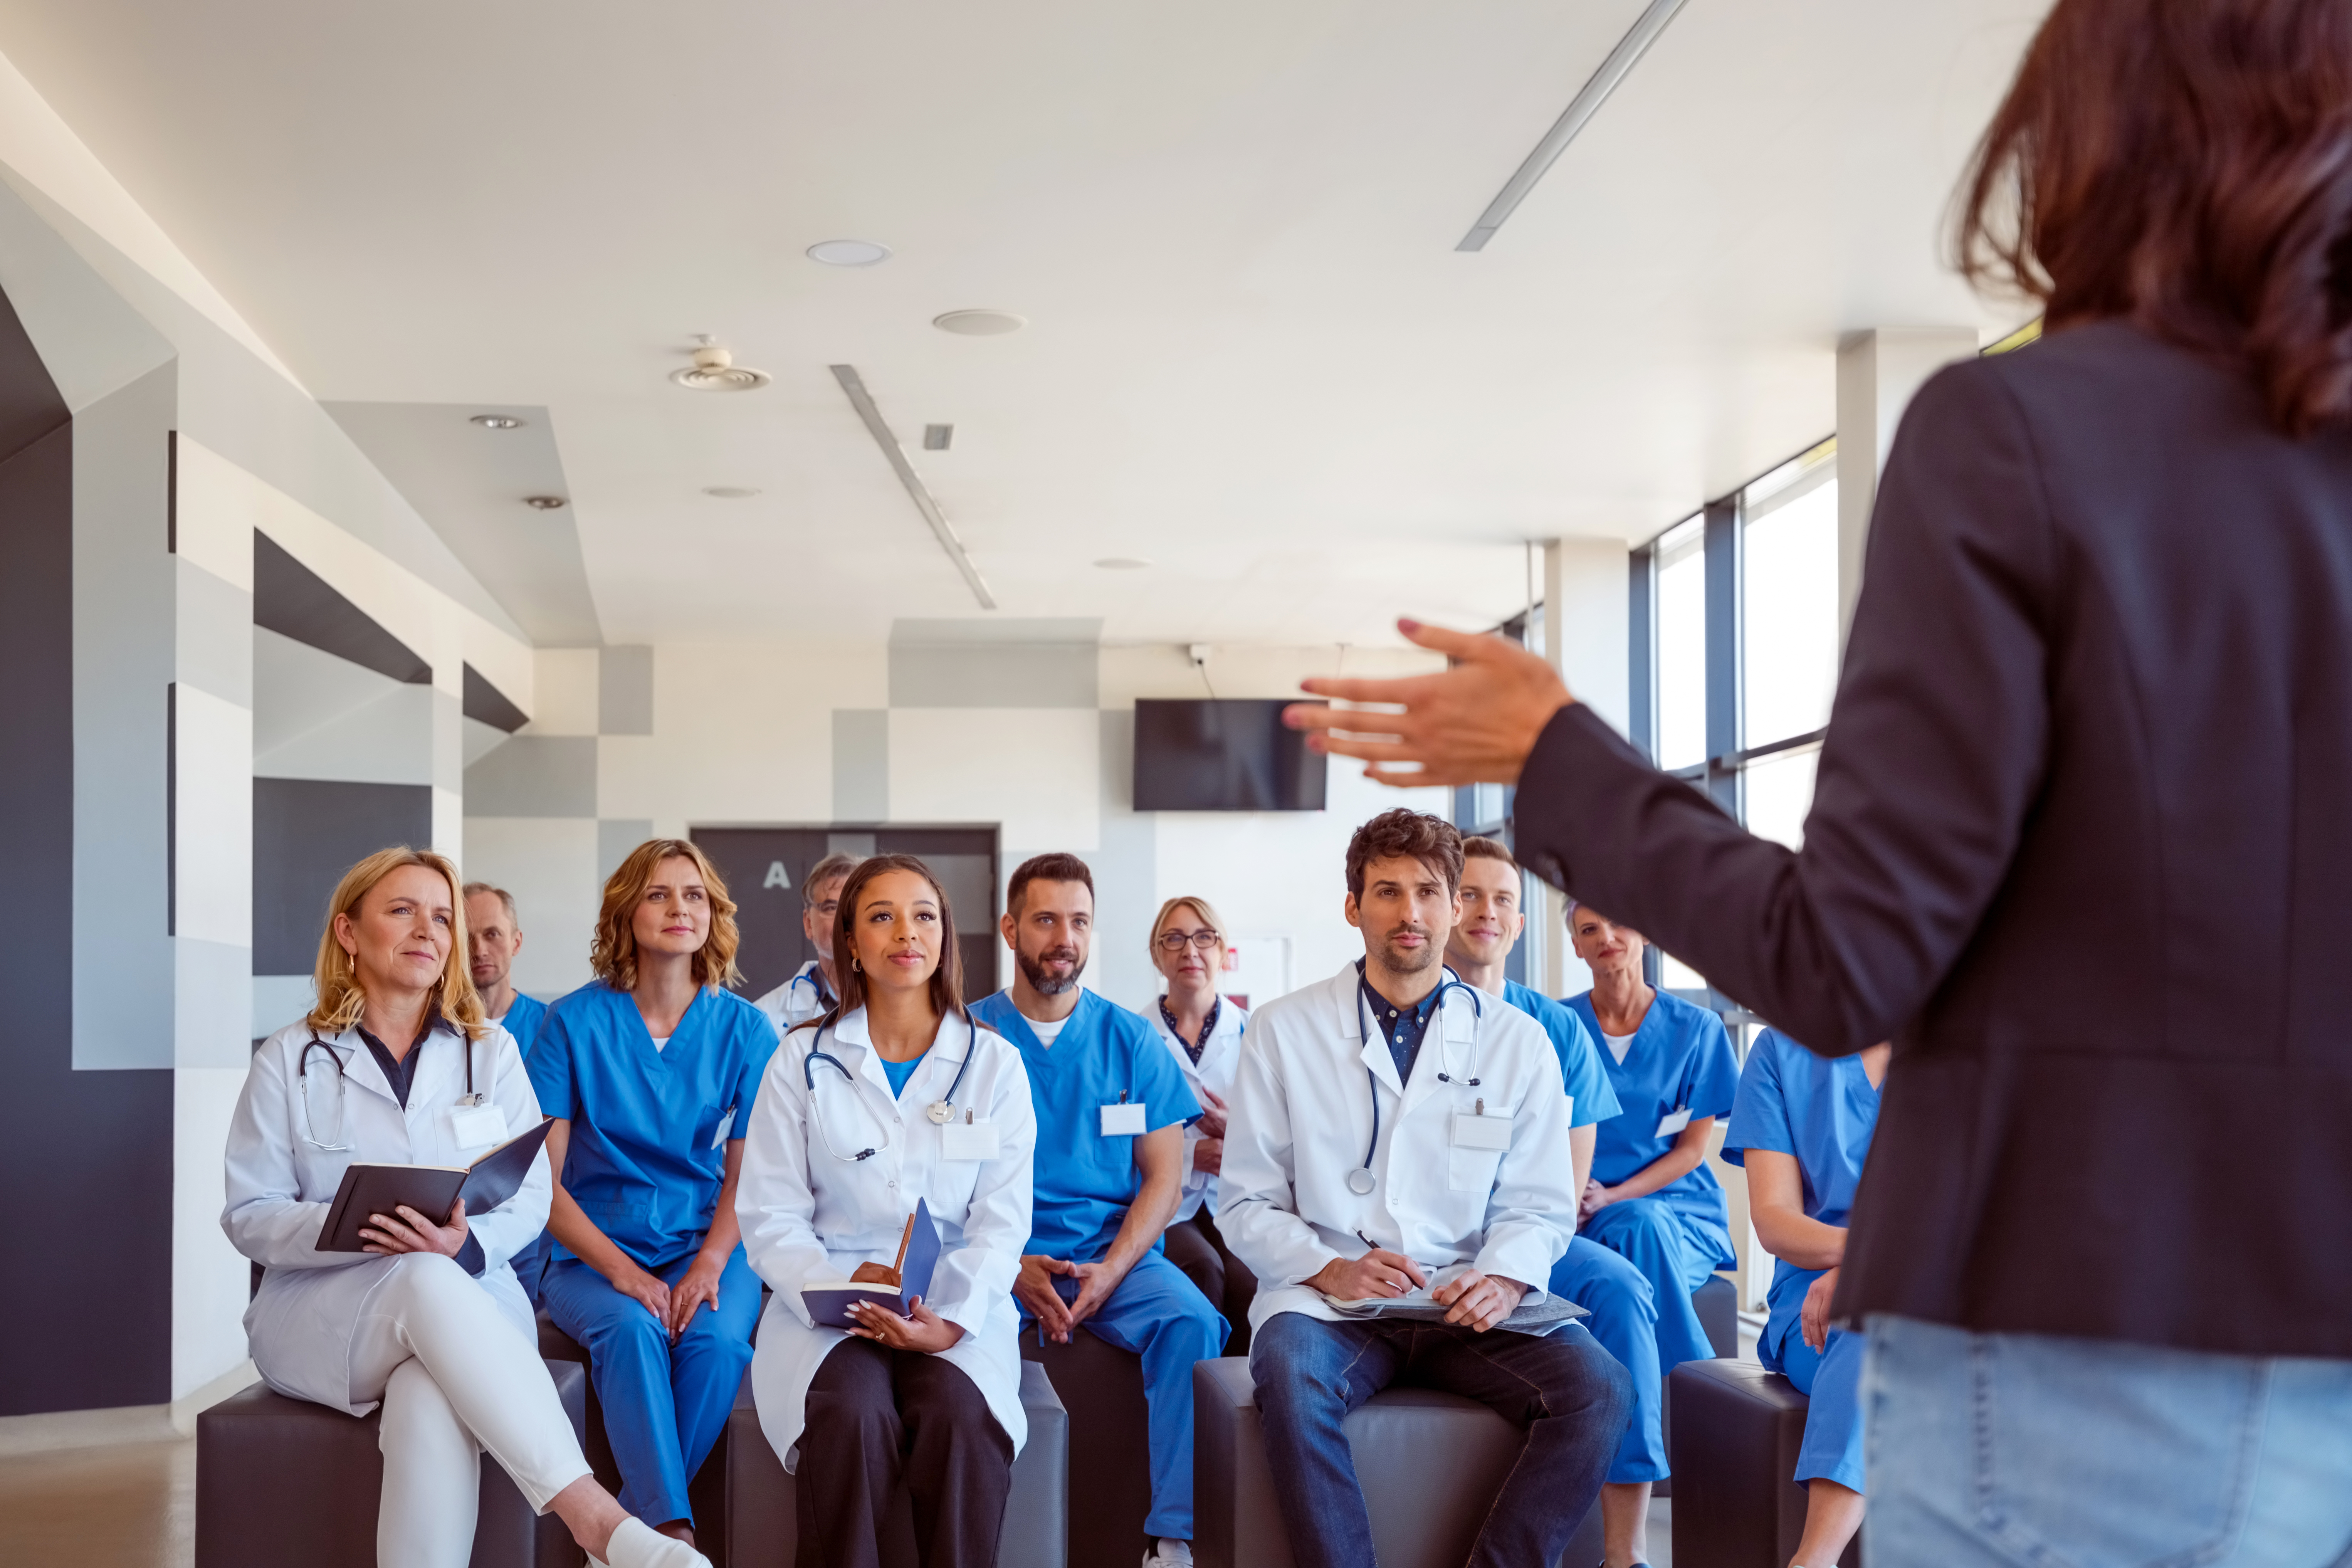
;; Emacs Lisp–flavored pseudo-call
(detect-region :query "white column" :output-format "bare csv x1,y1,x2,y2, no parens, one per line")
1835,328,1980,642
1526,539,1628,996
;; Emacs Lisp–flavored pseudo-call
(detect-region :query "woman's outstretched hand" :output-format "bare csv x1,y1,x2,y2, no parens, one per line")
1284,619,1575,788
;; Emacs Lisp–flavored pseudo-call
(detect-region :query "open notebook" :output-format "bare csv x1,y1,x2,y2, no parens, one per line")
314,1118,555,1254
803,1199,942,1330
1331,1266,1588,1337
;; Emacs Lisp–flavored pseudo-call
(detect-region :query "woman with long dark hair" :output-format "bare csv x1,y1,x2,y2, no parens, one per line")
1290,1,2352,1559
736,854,1038,1568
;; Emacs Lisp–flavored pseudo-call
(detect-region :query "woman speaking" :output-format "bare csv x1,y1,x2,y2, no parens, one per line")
222,847,706,1568
737,854,1038,1568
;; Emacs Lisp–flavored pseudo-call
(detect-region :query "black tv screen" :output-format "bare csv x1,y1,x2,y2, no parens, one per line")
1132,699,1327,812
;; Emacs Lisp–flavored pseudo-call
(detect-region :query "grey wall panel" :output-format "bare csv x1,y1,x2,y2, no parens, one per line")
251,777,435,976
462,662,528,733
0,286,175,1413
599,644,653,735
598,819,654,882
432,688,463,795
462,734,597,818
173,555,252,707
888,641,1098,708
832,709,889,821
254,530,430,684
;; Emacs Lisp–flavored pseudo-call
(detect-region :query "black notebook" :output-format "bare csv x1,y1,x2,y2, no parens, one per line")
801,1198,943,1329
315,1116,556,1254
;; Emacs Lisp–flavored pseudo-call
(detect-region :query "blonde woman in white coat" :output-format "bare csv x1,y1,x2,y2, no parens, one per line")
1142,895,1258,1351
222,847,707,1568
738,854,1037,1568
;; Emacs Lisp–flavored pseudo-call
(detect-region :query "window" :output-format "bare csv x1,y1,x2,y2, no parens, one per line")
1653,516,1708,772
1741,441,1839,753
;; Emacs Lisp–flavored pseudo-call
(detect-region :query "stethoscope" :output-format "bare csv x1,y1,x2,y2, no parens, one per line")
803,1010,979,1163
296,1025,480,1153
1345,964,1485,1197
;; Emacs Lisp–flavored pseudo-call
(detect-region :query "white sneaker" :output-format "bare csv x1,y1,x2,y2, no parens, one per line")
1143,1539,1194,1567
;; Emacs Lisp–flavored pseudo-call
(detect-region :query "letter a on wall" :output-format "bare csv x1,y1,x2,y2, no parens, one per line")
764,861,791,890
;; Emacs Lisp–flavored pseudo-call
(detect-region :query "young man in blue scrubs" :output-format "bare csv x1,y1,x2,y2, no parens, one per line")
1564,902,1740,1568
466,881,553,1304
970,853,1225,1568
1721,1029,1886,1568
531,840,778,1550
1442,841,1671,1568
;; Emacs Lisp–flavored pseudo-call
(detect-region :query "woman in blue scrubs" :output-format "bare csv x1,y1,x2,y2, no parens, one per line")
1721,1028,1886,1568
530,839,777,1550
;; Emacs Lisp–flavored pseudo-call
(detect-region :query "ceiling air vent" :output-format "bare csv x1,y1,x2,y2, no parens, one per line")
669,336,772,392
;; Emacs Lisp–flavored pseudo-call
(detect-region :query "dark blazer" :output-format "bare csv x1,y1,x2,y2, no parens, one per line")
1516,321,2352,1357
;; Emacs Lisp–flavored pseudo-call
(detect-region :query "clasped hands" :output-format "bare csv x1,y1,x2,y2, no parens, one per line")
1015,1254,1126,1343
1307,1248,1527,1333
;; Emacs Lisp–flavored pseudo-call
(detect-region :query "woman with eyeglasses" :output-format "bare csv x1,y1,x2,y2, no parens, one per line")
222,847,709,1568
1141,896,1258,1353
737,854,1038,1568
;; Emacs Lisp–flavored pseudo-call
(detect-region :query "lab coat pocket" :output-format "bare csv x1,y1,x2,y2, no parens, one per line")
1447,1147,1504,1194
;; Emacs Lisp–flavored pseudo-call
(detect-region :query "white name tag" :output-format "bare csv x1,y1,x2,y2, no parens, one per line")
1655,1107,1693,1139
1100,1101,1147,1136
711,1106,737,1149
1450,1111,1513,1151
940,1116,1001,1161
450,1102,510,1149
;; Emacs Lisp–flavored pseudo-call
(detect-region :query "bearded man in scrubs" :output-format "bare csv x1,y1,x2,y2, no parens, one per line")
466,881,554,1305
751,852,859,1040
530,840,778,1550
1443,842,1670,1568
1721,1029,1887,1568
969,852,1225,1568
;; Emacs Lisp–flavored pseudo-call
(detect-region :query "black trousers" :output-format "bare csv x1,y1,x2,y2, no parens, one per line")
796,1339,1015,1568
1163,1210,1259,1356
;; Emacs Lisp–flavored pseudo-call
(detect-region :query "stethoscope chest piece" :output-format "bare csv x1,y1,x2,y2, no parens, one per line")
1346,1167,1377,1196
925,1101,954,1126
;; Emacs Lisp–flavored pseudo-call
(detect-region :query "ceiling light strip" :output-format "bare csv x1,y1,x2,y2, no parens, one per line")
829,365,998,610
1455,0,1689,252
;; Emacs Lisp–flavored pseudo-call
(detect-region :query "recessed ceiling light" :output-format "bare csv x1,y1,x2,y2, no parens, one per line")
701,486,762,499
524,495,567,510
1095,556,1152,570
932,309,1027,336
469,413,525,429
806,239,892,267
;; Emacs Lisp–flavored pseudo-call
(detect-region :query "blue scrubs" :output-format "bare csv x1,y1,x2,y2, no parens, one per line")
970,987,1225,1540
529,981,776,1528
1720,1028,1880,1494
495,992,555,1308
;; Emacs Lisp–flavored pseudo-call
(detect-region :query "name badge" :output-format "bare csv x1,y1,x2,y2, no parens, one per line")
450,1102,510,1149
1450,1111,1513,1151
1100,1101,1147,1137
940,1116,1001,1161
711,1106,737,1149
1655,1107,1693,1138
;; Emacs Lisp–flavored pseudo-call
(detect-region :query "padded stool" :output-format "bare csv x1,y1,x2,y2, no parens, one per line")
195,1358,589,1568
1191,1355,1603,1568
1693,1274,1739,1359
723,1357,1068,1568
1021,1326,1154,1567
1667,1359,1861,1568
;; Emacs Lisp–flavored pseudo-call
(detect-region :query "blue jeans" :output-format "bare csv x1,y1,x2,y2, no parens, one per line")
1866,1315,2352,1568
1250,1311,1632,1568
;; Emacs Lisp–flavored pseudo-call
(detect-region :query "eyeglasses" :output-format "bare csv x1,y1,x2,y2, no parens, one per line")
1155,929,1223,953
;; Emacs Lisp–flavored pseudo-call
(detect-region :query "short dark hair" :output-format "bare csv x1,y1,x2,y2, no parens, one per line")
1007,852,1094,916
1460,835,1517,872
1345,810,1464,899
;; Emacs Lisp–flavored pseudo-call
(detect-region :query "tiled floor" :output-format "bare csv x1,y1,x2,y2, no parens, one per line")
0,1436,194,1568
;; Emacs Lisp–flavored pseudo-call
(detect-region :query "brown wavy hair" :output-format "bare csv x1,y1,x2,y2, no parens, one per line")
309,847,488,1041
589,838,742,993
1345,808,1464,898
1957,0,2352,435
803,853,968,1035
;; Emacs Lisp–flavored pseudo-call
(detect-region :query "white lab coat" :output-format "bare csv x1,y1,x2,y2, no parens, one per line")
1218,963,1577,1337
751,961,834,1042
223,1018,553,1415
1144,997,1248,1223
737,1007,1037,1469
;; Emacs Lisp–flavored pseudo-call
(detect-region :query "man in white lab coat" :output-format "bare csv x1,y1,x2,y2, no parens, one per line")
751,852,860,1039
1220,810,1633,1568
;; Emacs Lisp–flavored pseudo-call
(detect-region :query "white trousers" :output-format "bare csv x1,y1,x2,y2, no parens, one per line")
349,1254,593,1568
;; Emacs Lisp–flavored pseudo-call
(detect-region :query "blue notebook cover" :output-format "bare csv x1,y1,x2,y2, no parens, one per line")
801,1198,942,1329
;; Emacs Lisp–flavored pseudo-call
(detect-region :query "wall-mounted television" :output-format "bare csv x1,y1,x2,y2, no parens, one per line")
1132,698,1327,812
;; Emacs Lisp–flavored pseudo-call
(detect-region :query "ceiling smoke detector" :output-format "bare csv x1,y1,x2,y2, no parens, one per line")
469,413,526,429
669,336,773,392
932,309,1027,337
524,495,568,510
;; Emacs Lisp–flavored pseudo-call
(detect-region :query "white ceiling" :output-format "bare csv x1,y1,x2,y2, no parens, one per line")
0,0,2050,650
